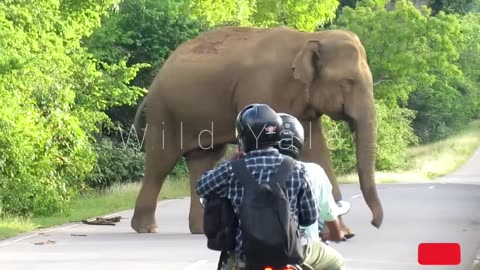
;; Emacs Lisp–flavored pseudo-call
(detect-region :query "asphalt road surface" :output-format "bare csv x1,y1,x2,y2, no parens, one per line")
1,148,480,270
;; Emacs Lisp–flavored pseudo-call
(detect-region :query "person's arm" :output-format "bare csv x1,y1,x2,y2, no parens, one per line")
320,177,346,241
309,164,345,242
196,160,232,198
296,164,319,227
315,165,340,223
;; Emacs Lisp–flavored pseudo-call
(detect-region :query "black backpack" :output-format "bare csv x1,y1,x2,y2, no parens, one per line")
230,156,305,269
203,194,237,252
202,193,238,270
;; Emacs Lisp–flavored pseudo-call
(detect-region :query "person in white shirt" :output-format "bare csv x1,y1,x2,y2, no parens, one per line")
275,112,349,269
301,161,351,241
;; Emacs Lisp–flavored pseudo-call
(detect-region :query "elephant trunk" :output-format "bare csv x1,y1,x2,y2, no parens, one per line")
355,110,383,228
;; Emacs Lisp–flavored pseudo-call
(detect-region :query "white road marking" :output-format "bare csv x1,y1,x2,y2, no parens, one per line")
183,259,209,270
0,199,174,247
428,185,436,189
351,194,363,198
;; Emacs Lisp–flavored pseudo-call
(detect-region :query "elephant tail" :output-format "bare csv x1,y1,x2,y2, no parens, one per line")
133,97,146,148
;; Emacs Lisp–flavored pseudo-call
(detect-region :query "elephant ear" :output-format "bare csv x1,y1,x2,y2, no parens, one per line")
291,40,321,89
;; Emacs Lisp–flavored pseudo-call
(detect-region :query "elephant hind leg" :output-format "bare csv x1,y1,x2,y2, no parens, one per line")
131,121,181,233
185,144,228,234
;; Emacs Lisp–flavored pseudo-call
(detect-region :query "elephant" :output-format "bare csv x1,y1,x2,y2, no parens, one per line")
130,25,384,235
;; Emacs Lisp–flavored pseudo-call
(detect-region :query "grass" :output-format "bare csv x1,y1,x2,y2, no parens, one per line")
1,120,479,240
0,217,37,240
339,119,480,184
0,176,189,240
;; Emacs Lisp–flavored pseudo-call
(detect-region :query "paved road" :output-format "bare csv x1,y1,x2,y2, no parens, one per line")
1,148,480,270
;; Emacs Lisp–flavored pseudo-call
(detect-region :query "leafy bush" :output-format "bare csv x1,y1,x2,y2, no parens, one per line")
323,100,418,175
374,101,419,170
330,0,479,157
0,1,145,217
84,134,189,190
84,138,144,189
85,0,207,133
0,92,89,217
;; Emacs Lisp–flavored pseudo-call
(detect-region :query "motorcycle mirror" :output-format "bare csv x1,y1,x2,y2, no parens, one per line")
336,200,351,216
199,198,206,208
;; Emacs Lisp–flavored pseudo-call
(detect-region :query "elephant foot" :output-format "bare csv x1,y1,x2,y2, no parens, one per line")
131,214,158,233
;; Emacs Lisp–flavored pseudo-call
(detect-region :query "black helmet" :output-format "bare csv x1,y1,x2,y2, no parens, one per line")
235,104,283,152
277,113,304,159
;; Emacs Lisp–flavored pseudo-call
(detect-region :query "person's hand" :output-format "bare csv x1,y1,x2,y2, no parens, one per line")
230,150,246,160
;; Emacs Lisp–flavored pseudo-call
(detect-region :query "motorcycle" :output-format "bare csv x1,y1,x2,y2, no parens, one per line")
199,198,351,270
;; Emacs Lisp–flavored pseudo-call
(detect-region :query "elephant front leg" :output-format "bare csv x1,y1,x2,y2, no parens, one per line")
299,119,355,238
131,123,182,233
185,145,228,234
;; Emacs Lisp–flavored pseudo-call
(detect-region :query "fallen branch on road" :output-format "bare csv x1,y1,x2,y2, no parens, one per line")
81,216,122,226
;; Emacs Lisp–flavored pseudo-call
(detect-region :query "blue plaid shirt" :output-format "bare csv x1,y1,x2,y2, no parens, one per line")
196,148,318,262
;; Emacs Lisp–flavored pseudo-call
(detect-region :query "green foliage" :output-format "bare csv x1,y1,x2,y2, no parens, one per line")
83,135,188,191
87,0,205,89
0,0,144,217
324,101,417,174
331,0,478,147
408,12,480,141
250,0,341,30
181,0,341,31
428,0,475,15
320,0,480,170
455,13,480,120
179,0,256,27
321,118,355,174
0,92,81,217
335,0,462,107
84,138,144,189
86,0,206,130
374,102,419,170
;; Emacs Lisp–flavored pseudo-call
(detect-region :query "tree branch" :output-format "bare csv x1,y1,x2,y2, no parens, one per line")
373,77,393,86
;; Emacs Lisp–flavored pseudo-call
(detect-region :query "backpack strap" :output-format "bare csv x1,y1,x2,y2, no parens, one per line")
269,156,296,188
216,250,229,270
230,159,257,191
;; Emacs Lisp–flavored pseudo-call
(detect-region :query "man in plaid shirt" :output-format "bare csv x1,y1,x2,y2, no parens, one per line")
196,103,319,269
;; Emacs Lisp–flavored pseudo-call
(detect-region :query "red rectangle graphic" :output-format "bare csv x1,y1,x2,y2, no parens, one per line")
418,243,461,265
